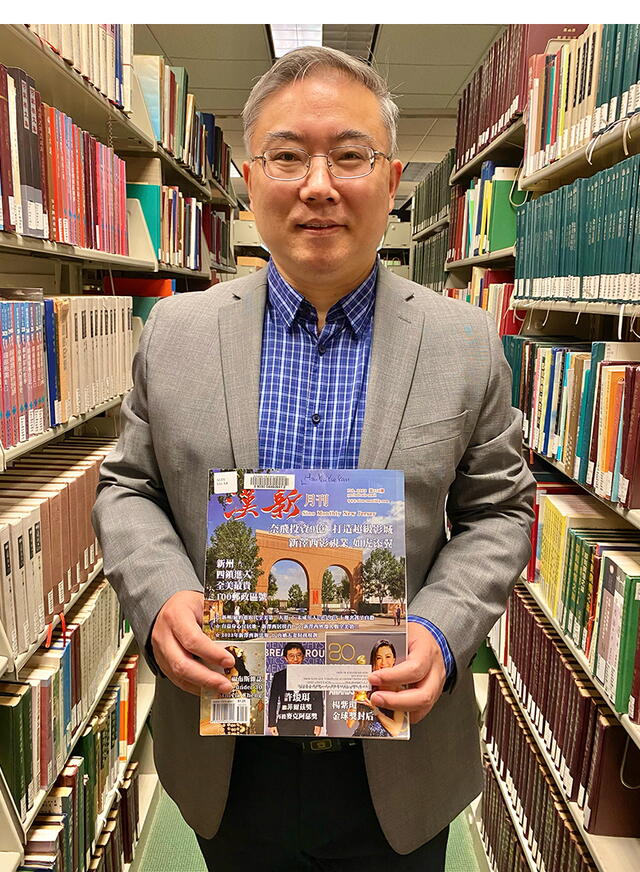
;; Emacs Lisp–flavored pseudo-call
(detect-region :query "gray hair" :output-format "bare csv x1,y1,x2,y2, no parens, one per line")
242,46,399,156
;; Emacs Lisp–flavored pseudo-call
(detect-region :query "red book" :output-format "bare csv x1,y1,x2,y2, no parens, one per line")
0,64,16,232
518,25,588,119
584,713,640,835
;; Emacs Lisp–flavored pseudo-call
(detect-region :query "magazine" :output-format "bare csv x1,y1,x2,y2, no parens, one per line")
200,468,409,739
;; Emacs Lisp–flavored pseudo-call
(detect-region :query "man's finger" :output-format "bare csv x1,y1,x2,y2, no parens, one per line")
171,612,235,668
370,685,433,712
159,632,234,694
369,657,427,688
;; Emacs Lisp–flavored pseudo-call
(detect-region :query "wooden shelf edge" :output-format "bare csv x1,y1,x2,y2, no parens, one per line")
451,117,525,184
520,578,640,754
484,747,540,872
412,214,450,242
0,396,124,472
520,113,640,193
488,647,640,872
21,632,134,836
445,248,515,271
525,446,640,532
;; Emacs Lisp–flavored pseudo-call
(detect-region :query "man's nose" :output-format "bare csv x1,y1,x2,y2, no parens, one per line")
300,155,340,200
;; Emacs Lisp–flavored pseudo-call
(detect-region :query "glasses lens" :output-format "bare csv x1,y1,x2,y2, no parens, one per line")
263,148,308,179
328,145,373,178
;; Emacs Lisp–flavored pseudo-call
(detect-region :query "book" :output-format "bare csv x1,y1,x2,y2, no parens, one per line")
201,468,408,739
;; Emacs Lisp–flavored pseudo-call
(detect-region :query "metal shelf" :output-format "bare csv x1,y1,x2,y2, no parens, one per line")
123,774,161,872
0,396,124,473
512,299,640,316
0,852,21,872
521,578,640,754
520,113,640,194
525,446,640,533
445,247,515,271
451,117,525,185
0,232,156,272
212,262,237,274
412,213,449,242
489,648,640,872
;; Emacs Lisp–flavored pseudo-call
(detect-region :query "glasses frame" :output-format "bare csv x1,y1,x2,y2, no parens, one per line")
250,145,392,181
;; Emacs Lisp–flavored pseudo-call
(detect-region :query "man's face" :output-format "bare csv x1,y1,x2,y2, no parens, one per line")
285,647,305,664
243,70,403,284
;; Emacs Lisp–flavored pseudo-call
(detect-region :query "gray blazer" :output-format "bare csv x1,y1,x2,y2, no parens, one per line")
92,266,535,853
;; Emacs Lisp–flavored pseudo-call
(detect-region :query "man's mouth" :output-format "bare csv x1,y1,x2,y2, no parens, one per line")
297,222,343,233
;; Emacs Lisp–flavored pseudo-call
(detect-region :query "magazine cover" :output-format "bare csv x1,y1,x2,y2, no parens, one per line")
200,468,409,739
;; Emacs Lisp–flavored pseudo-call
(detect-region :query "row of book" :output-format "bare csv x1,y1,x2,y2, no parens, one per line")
504,584,640,837
160,186,203,271
27,25,134,113
524,24,640,178
485,670,597,868
411,230,447,292
480,760,531,872
134,55,232,193
447,165,525,264
453,24,586,174
0,293,132,450
501,337,640,507
0,576,128,820
0,436,117,658
410,150,453,236
538,491,640,718
514,153,640,302
203,204,232,268
442,265,520,329
0,64,128,254
21,759,140,872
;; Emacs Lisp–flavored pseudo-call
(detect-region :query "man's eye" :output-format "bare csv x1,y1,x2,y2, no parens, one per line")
273,151,300,162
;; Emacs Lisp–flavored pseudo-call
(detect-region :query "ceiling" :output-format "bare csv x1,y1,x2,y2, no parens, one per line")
133,23,503,210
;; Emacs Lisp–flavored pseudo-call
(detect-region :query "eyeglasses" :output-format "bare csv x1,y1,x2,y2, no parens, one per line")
251,145,391,181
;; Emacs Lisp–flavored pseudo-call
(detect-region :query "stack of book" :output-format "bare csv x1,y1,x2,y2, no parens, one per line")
524,25,640,177
411,230,447,292
0,64,128,252
26,25,134,113
480,760,531,872
160,185,203,270
514,153,640,302
0,436,118,658
453,24,586,173
501,337,640,507
442,266,522,336
508,583,640,830
134,56,232,193
485,671,599,867
0,292,132,448
203,204,231,267
537,492,640,720
20,736,140,871
0,575,127,820
411,150,453,236
447,163,526,263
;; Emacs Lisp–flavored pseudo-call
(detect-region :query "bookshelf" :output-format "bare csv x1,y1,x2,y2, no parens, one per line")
520,111,640,194
411,212,449,243
466,796,492,872
0,853,20,872
445,248,515,271
450,117,525,185
514,299,640,317
124,774,161,872
522,578,640,754
484,749,539,872
487,639,640,872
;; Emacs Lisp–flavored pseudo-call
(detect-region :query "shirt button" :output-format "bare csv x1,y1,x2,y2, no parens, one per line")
311,413,321,425
318,344,326,355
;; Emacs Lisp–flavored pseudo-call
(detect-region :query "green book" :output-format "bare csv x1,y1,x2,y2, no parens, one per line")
488,168,526,253
609,24,628,123
0,695,22,817
609,551,640,711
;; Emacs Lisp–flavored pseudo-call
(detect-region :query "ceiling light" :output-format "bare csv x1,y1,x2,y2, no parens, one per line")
270,24,322,58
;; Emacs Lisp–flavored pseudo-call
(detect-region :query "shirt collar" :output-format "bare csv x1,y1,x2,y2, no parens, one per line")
267,258,378,338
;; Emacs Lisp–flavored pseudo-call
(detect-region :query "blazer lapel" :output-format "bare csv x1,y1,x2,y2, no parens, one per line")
359,269,424,470
218,270,268,468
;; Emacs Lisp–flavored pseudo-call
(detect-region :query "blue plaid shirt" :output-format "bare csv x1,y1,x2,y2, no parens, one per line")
259,258,454,681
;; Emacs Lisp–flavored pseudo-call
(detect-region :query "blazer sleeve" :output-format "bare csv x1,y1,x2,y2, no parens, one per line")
92,304,203,672
408,312,536,680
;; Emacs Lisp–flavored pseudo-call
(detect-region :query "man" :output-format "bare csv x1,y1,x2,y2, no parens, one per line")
267,642,324,736
93,46,535,871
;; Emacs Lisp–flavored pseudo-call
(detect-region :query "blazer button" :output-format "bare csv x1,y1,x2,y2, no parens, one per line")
311,413,321,425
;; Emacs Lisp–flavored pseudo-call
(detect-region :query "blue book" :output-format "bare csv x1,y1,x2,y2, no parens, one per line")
199,111,216,170
43,299,59,427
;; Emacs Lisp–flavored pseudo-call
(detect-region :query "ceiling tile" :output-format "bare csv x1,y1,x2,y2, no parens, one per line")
135,24,271,61
167,58,270,90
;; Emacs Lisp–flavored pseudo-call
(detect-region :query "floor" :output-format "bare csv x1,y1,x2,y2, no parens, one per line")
134,789,482,872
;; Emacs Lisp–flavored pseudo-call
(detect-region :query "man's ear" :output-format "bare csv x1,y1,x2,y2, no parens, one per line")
388,159,403,212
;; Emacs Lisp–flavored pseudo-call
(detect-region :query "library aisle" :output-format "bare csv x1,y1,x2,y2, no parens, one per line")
133,794,481,872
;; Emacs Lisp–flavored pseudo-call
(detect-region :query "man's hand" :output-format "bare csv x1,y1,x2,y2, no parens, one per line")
313,726,322,737
151,590,235,696
368,621,447,724
269,726,279,736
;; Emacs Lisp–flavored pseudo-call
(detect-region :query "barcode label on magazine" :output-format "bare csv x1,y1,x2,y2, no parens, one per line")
210,699,251,724
245,473,295,490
